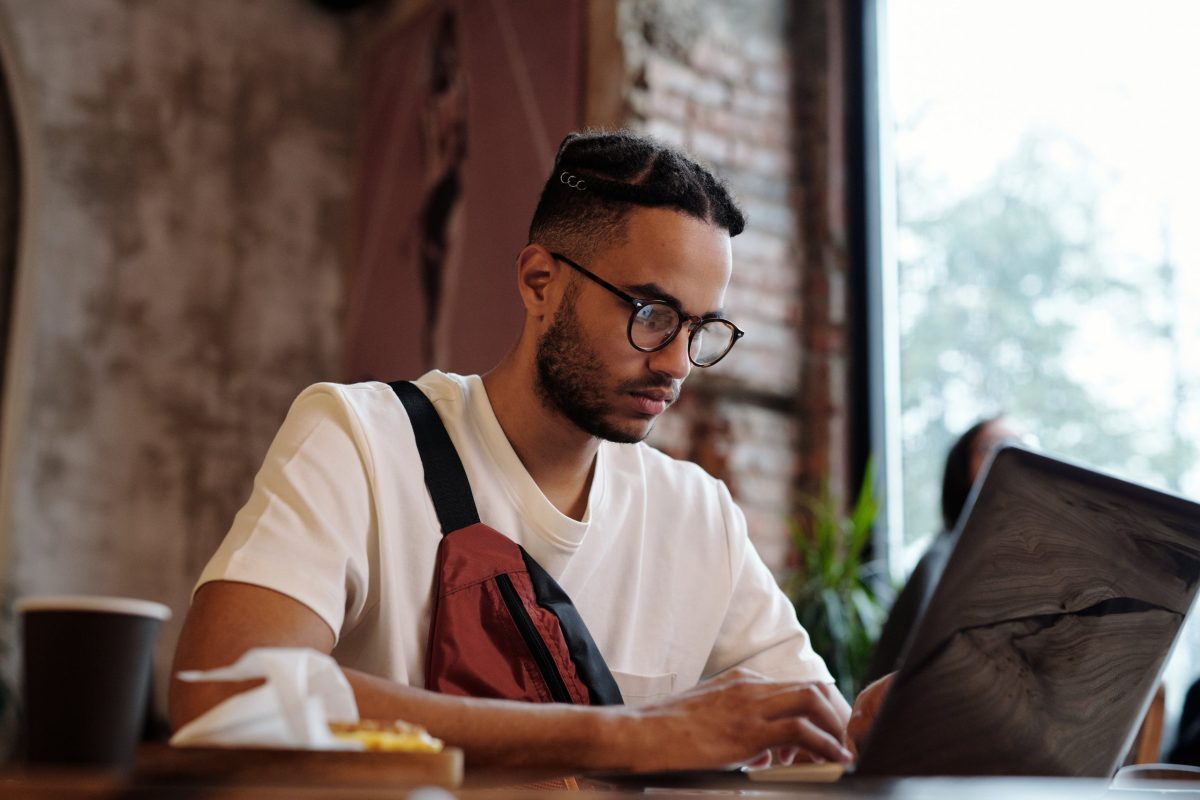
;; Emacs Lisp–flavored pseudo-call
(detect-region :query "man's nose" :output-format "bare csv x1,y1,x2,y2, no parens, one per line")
647,330,692,381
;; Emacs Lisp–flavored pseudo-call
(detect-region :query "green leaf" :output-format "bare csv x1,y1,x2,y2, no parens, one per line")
784,456,886,699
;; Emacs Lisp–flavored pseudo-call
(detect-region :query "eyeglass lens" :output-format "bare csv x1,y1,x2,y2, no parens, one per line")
630,304,737,366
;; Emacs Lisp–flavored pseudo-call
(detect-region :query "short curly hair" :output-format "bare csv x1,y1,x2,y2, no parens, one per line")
528,130,746,260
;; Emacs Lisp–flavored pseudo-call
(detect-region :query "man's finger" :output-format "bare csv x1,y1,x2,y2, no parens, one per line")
762,717,854,764
774,745,800,766
757,683,847,740
742,750,773,770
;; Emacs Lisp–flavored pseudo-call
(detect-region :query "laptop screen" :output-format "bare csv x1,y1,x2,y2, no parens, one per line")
857,446,1200,777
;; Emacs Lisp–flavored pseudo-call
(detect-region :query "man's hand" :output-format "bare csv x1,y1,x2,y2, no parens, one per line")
626,668,853,772
846,672,894,757
174,585,858,774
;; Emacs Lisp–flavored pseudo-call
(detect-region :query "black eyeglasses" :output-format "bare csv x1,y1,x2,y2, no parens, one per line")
550,252,745,368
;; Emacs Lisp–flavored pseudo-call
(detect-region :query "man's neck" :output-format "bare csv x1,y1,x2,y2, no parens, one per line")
481,356,600,522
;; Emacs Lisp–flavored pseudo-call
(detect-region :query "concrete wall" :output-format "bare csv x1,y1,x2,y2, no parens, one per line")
0,0,357,692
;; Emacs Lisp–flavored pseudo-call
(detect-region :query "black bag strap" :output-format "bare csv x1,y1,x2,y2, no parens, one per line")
388,381,481,534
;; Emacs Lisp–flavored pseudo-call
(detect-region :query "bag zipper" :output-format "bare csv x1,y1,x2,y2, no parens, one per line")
494,573,573,703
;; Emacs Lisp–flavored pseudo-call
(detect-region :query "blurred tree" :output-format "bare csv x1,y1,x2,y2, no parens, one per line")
1144,220,1198,494
896,131,1158,543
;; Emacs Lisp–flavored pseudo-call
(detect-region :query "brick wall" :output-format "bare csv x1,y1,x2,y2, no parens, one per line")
601,0,853,575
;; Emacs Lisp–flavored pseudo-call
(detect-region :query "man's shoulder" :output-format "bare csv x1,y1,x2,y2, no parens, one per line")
274,372,482,484
412,370,480,410
293,379,392,404
282,380,399,430
288,371,476,421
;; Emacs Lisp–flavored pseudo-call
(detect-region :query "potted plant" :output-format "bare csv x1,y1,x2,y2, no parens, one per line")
784,458,888,700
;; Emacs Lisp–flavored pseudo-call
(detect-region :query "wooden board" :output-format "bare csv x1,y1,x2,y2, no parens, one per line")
134,743,463,788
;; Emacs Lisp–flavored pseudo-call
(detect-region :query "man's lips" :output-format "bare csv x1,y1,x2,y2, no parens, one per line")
628,387,676,416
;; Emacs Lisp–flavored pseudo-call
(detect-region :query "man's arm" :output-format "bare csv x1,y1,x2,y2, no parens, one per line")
170,581,854,772
169,581,337,729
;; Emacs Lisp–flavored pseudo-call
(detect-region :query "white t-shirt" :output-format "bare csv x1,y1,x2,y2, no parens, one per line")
198,371,832,703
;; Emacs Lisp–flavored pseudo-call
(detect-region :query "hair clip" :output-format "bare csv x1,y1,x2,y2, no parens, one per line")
559,172,586,191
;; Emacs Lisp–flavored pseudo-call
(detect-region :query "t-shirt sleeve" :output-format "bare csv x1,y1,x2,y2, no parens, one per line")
703,482,835,684
195,384,374,642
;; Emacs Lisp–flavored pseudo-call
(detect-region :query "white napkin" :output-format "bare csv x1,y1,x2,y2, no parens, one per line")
170,647,361,749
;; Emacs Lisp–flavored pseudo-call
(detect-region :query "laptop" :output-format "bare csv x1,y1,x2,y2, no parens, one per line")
765,444,1200,780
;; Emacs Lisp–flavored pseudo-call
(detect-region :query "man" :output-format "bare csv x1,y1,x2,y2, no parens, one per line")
171,130,886,772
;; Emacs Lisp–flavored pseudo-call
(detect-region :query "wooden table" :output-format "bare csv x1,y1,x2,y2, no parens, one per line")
3,750,1198,799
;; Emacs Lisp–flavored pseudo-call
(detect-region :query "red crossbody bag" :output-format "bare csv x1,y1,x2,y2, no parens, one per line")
390,381,623,705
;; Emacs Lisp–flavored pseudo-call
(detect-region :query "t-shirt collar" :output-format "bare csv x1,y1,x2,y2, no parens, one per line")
463,374,606,551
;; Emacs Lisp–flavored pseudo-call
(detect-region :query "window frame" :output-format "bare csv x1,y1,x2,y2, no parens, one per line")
855,0,906,580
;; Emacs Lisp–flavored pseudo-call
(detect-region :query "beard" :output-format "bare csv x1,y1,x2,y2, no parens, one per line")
535,293,673,444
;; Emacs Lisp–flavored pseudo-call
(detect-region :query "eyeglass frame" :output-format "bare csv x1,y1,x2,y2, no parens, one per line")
548,251,745,368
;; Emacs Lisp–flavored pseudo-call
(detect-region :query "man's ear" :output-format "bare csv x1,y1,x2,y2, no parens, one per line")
515,244,562,322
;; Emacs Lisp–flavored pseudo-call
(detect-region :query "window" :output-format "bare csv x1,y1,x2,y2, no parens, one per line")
874,0,1200,736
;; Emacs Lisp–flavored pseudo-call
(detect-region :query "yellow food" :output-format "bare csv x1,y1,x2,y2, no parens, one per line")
328,719,444,753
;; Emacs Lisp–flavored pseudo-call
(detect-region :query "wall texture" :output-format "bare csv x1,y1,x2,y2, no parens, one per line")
0,0,357,691
0,0,855,705
610,0,854,574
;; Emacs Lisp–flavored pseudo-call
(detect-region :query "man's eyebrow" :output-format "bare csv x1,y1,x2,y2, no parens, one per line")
626,282,726,319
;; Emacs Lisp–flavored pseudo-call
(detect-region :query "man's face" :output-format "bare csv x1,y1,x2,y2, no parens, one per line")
535,207,733,443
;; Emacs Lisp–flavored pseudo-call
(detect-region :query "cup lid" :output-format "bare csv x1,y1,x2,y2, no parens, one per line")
15,595,172,620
